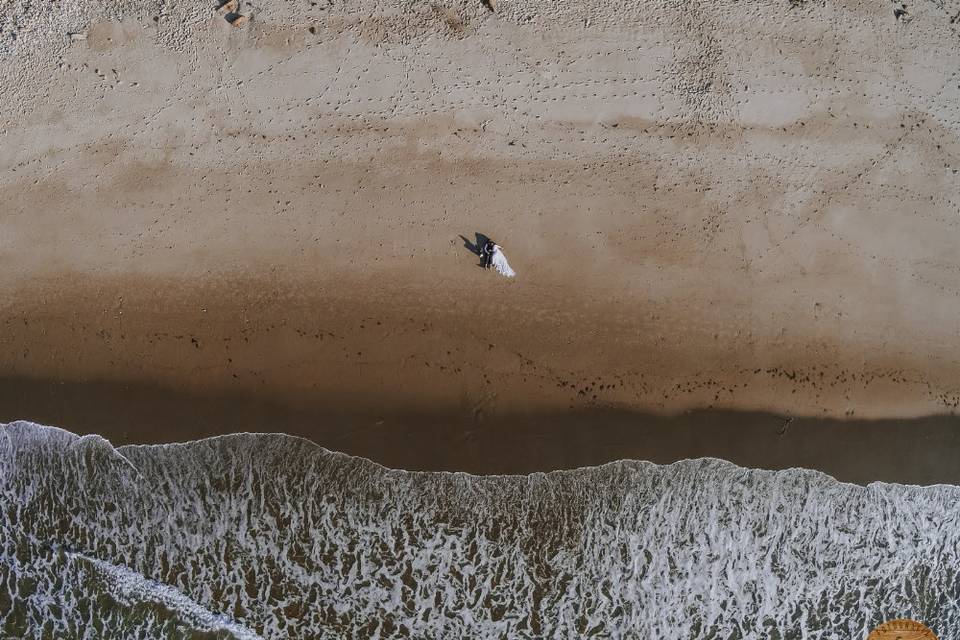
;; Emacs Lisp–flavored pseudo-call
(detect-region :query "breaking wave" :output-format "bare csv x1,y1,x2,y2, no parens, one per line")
1,420,958,638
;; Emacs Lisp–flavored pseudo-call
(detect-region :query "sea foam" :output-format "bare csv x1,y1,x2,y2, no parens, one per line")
1,420,958,638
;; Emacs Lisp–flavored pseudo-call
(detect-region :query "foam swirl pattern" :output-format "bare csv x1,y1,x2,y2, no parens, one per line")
1,420,958,638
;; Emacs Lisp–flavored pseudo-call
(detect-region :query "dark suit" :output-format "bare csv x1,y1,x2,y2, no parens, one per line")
480,241,495,268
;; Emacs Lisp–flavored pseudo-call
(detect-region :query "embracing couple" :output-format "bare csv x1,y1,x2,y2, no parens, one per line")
480,239,515,278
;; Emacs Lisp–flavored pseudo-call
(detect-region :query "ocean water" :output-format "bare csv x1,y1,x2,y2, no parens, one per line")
1,420,958,639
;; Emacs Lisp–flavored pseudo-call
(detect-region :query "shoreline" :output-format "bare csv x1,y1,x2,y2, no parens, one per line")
4,374,960,485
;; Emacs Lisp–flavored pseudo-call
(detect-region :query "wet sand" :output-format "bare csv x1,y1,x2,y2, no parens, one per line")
7,272,959,419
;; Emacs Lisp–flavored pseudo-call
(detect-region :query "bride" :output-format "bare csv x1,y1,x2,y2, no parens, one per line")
489,243,515,278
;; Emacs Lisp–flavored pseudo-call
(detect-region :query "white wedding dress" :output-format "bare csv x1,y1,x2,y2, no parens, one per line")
490,245,515,278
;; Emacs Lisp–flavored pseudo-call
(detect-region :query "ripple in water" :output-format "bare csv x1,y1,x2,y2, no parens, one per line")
1,420,958,638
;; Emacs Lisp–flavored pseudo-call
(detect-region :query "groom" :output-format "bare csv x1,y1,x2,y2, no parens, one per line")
480,239,496,269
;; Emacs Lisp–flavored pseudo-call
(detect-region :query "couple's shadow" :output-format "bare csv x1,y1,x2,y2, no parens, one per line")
459,232,492,269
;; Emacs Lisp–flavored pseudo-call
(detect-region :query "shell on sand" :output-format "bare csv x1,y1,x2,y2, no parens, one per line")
229,14,249,27
867,619,938,640
217,0,237,13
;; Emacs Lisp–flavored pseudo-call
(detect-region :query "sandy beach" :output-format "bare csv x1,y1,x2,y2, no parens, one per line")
3,0,960,481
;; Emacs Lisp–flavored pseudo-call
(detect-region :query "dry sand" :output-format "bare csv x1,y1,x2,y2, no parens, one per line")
2,0,960,480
